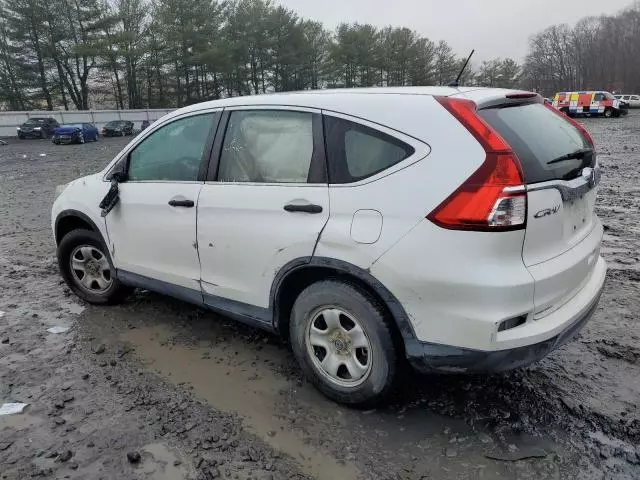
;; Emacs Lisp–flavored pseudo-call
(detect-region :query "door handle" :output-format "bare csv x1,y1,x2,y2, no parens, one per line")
284,203,323,214
168,199,195,208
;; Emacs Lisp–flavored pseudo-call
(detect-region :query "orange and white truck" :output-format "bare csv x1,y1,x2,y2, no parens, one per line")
552,91,628,118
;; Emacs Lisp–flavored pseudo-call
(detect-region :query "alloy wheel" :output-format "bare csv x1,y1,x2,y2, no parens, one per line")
69,245,112,294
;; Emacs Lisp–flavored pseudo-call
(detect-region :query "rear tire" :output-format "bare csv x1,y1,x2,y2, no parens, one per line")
57,229,132,305
289,280,397,406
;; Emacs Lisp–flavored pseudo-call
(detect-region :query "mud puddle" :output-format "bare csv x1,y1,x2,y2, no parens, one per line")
123,323,360,480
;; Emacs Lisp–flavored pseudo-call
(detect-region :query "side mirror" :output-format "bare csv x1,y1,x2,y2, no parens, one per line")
106,160,128,183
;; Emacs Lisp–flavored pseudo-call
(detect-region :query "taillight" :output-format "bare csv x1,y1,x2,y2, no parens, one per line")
544,102,595,149
428,97,526,231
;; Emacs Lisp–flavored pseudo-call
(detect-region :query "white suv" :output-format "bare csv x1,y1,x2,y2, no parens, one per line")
614,94,640,108
52,87,606,405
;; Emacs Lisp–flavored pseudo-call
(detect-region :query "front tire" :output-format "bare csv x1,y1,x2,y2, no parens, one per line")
604,107,613,118
290,280,397,406
57,229,131,305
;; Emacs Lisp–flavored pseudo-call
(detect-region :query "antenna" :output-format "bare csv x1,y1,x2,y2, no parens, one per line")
449,49,475,88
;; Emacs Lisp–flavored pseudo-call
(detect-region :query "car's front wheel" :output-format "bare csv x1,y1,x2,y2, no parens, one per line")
57,229,131,305
290,280,398,406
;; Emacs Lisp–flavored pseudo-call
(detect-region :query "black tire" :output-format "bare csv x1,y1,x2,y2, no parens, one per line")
57,229,132,305
289,280,397,406
18,135,24,140
604,107,613,118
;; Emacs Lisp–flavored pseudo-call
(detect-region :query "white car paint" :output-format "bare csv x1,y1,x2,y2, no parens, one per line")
105,182,203,290
52,86,606,363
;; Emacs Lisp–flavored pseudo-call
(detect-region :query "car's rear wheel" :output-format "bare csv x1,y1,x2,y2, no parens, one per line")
289,280,397,406
58,229,131,305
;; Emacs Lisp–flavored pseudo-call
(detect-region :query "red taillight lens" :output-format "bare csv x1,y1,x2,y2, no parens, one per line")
429,97,526,231
544,102,595,149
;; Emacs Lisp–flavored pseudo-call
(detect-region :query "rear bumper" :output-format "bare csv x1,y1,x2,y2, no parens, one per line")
407,256,606,373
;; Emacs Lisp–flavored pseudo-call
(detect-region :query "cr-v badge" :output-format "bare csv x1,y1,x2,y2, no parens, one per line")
534,205,561,219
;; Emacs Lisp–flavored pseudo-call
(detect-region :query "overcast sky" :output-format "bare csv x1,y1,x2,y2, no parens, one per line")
276,0,633,61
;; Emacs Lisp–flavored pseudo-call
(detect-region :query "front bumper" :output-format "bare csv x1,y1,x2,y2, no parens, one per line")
18,130,43,138
407,258,606,374
53,134,79,144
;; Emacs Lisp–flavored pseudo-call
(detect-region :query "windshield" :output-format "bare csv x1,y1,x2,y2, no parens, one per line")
62,124,82,129
479,103,593,183
105,121,122,127
24,119,46,126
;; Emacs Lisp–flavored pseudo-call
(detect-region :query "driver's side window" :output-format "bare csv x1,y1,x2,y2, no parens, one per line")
128,113,216,182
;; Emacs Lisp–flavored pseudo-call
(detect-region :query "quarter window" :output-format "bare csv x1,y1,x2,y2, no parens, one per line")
218,110,315,183
127,113,215,182
324,116,414,183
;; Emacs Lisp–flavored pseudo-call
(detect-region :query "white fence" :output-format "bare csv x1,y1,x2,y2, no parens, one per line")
0,109,174,138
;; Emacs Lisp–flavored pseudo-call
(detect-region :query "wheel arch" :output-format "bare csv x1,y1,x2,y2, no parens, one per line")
271,257,418,357
55,210,104,246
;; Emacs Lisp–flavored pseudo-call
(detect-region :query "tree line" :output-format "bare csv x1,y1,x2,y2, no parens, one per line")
0,0,637,111
521,2,640,96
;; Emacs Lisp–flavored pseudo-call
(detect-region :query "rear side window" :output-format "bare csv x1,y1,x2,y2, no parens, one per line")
479,103,593,183
218,110,317,183
324,116,414,184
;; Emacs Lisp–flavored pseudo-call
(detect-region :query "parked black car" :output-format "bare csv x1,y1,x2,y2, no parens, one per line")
17,117,60,139
101,120,134,137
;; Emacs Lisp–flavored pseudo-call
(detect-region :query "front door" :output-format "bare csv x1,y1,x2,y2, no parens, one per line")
197,107,329,314
105,111,219,293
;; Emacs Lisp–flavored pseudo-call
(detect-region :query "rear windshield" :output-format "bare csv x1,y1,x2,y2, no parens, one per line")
479,103,593,183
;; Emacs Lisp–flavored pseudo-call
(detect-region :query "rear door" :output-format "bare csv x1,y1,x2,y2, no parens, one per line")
197,107,329,311
479,102,602,316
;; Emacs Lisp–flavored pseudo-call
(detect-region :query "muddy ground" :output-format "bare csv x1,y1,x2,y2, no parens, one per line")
1,112,639,480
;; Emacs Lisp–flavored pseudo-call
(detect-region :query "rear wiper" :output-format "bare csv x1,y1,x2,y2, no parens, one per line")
547,148,593,165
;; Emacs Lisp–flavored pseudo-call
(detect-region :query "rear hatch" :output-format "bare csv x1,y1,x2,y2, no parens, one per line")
478,101,602,316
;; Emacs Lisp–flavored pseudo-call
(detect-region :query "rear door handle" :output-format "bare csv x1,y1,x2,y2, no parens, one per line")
168,199,195,208
284,203,323,214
